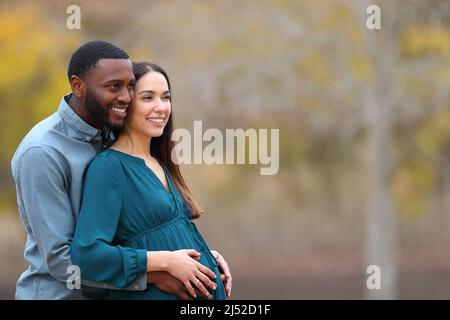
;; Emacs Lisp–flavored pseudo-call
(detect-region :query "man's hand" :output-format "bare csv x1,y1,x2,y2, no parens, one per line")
147,271,212,300
211,250,232,298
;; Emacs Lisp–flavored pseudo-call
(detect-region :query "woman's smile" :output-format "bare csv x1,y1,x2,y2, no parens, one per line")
147,117,165,126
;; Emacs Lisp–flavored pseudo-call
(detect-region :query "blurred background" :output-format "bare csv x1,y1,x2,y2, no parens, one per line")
0,0,449,299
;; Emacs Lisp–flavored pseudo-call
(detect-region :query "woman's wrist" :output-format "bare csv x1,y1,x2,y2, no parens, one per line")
146,251,171,272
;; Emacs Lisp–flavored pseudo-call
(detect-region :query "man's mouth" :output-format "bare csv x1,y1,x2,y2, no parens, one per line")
111,105,128,116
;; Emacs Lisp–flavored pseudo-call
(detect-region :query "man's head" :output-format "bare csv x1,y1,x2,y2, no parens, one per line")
68,40,135,131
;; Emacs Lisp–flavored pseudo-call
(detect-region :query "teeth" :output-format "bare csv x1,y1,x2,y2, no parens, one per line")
147,118,164,124
112,107,126,114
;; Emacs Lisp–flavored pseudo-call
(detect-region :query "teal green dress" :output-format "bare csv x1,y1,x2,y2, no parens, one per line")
71,149,225,300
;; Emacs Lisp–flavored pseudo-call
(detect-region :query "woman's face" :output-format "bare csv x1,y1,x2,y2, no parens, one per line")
125,71,171,138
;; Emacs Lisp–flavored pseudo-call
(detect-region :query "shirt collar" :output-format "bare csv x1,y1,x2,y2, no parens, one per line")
57,93,102,142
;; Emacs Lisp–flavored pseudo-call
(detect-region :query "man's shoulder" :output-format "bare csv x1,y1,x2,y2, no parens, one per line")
11,112,68,175
15,112,61,148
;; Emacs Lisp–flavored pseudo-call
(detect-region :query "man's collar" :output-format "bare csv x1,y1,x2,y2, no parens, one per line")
58,93,102,141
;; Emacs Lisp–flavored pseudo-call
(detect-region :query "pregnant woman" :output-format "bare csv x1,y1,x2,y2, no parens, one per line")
71,62,226,300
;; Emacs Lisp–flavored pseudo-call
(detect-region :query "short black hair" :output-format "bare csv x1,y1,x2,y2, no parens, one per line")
67,40,129,80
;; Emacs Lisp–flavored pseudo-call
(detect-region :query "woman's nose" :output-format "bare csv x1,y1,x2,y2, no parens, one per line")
153,98,165,112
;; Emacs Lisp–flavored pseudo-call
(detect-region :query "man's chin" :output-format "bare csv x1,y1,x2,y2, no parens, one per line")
107,119,124,132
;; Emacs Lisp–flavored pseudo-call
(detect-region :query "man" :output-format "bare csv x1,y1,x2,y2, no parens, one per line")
11,40,231,299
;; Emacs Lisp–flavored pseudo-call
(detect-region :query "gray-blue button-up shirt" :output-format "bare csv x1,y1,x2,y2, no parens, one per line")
11,94,146,299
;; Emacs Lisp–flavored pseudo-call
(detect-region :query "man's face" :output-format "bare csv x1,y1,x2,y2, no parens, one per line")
82,59,135,131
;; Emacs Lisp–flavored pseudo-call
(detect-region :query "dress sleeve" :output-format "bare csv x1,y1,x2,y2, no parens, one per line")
71,154,147,288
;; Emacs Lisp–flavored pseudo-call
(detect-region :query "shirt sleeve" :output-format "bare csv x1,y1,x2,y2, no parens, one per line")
71,154,148,289
16,146,75,283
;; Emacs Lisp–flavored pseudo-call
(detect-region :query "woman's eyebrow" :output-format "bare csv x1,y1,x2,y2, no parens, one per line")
139,90,171,95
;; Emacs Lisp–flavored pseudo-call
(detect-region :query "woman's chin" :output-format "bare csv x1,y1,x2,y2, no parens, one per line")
148,129,165,138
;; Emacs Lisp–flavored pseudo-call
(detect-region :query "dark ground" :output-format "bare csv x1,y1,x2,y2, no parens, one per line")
2,268,450,300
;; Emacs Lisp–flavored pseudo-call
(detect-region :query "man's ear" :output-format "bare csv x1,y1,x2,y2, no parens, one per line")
69,75,85,98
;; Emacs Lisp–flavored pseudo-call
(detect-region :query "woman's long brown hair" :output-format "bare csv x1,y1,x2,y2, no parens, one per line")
129,61,204,219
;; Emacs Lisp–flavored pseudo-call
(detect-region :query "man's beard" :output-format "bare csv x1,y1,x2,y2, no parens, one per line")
84,90,123,131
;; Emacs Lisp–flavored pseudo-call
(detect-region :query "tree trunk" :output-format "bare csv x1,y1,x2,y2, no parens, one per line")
364,95,398,299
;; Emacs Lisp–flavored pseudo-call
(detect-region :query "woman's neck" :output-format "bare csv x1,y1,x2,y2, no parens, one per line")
112,129,152,160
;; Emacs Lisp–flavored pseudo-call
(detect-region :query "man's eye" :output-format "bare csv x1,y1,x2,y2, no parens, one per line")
110,84,120,89
128,84,135,90
143,96,152,100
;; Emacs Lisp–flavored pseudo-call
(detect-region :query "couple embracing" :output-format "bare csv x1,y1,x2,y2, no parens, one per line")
12,40,231,300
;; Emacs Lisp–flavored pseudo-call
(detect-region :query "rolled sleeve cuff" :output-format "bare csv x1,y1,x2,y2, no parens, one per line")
136,249,148,274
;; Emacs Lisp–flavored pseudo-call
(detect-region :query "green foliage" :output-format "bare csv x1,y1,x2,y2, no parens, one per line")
393,108,450,217
402,25,450,58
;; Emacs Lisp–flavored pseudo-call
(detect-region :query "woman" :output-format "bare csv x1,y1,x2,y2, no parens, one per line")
71,62,226,300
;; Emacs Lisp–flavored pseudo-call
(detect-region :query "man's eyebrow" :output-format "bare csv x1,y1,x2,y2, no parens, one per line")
139,90,171,95
104,78,135,84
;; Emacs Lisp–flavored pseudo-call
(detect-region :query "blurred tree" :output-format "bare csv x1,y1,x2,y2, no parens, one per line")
348,0,449,299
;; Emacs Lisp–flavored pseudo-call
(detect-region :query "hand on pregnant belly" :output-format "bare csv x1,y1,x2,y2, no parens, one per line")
166,249,218,299
147,271,213,300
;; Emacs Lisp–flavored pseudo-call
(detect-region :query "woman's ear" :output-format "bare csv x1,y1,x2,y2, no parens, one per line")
69,75,85,98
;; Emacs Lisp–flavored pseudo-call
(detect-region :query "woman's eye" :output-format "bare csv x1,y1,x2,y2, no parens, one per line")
163,96,171,100
143,96,152,100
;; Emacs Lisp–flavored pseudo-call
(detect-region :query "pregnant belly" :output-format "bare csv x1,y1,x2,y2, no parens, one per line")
115,216,225,300
129,252,222,300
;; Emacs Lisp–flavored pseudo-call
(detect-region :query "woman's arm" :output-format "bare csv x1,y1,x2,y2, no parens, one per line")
71,155,217,296
71,155,147,288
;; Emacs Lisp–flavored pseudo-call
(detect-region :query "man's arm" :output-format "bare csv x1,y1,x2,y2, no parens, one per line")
148,271,217,300
16,146,76,282
16,146,146,291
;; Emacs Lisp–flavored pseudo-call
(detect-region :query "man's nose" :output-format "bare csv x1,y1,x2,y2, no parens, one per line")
117,87,132,104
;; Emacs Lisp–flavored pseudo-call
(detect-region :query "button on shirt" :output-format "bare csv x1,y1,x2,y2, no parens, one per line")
11,94,146,299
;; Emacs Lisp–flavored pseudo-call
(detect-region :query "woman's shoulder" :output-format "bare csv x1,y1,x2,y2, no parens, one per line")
82,150,124,189
92,148,121,163
87,149,123,175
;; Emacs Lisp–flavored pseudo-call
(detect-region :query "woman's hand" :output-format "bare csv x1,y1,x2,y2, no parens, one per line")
148,249,217,298
168,249,218,298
